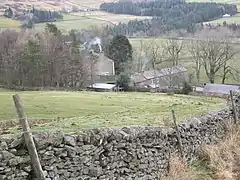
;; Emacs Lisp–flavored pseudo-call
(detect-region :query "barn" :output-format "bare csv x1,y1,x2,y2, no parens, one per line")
203,83,240,95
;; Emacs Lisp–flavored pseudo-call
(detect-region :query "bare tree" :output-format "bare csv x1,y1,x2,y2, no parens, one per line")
188,40,202,83
132,40,148,73
193,36,235,84
0,28,91,89
161,38,184,88
144,40,163,70
143,40,164,90
188,28,237,84
220,61,239,84
161,38,184,66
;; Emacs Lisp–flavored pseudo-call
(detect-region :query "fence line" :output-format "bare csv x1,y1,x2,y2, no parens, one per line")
12,94,45,179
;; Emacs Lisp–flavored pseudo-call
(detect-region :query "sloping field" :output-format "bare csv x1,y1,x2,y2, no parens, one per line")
35,12,151,31
71,11,151,24
0,90,224,134
206,13,240,24
0,0,238,29
71,0,116,8
35,14,107,32
0,16,20,28
0,0,116,14
0,0,74,14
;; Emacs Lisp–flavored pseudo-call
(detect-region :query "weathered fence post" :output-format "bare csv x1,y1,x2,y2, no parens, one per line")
12,94,45,180
230,90,238,124
171,109,184,158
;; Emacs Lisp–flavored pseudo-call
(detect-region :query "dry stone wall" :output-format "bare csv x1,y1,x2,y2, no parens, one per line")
0,90,240,180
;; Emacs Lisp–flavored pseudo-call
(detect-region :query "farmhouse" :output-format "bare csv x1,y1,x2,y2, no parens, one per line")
203,83,240,95
83,37,115,78
66,37,115,87
131,65,187,89
92,52,115,77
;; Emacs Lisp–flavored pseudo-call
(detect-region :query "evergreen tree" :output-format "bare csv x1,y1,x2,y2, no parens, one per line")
3,7,13,18
21,40,42,86
45,23,61,36
106,35,132,75
21,19,34,29
117,72,130,90
101,1,237,36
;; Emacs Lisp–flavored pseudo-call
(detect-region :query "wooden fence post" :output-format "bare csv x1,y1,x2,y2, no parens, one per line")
171,109,184,158
12,94,45,180
230,90,238,124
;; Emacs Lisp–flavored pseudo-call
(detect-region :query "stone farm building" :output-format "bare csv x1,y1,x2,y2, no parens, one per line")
131,65,187,89
92,52,115,77
86,50,115,85
65,38,115,87
203,83,240,95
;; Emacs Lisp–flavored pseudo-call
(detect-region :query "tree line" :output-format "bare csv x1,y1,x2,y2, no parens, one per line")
4,7,63,28
100,0,237,36
0,24,90,89
0,24,134,89
29,7,63,23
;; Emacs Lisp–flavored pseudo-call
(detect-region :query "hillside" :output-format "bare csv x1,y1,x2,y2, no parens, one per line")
0,0,239,30
0,0,151,30
0,0,117,15
0,90,224,135
101,0,237,36
34,12,151,32
0,0,73,14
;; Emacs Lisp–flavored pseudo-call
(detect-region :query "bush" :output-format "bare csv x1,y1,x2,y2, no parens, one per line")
182,81,193,95
116,72,130,90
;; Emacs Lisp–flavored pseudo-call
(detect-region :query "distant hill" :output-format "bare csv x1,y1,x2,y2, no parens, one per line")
0,0,117,15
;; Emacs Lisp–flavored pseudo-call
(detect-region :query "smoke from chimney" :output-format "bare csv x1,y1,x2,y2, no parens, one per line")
88,37,102,53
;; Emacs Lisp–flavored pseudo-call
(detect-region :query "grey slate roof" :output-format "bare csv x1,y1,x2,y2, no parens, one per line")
203,83,240,95
131,65,187,83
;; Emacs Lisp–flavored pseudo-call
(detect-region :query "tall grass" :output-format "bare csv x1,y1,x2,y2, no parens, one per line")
201,125,240,180
165,124,240,180
163,157,197,180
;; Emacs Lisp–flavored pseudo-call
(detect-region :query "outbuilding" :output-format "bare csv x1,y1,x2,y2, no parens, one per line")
203,83,240,95
87,83,122,92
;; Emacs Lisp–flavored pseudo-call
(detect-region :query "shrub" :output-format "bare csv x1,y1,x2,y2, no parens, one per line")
116,72,130,90
182,81,193,95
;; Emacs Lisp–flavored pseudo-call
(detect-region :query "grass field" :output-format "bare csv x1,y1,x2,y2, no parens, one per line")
35,14,107,32
206,13,240,24
0,0,83,14
34,12,150,32
0,17,20,28
0,0,239,30
129,37,240,84
0,90,224,135
71,0,116,8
